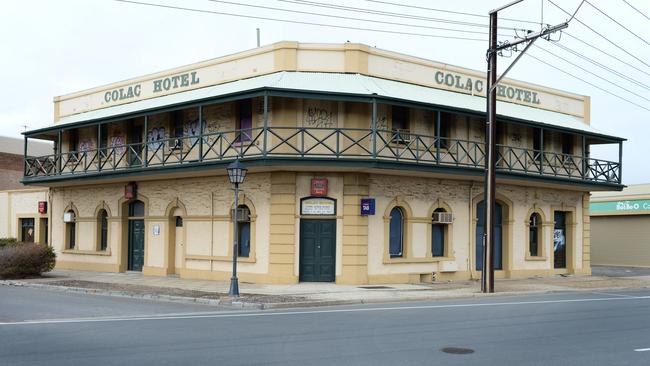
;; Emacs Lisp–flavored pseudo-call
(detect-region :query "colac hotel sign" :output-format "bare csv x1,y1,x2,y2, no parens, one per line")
103,71,201,103
590,199,650,215
434,71,541,105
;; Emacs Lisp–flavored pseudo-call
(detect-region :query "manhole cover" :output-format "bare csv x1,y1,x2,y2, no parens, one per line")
441,347,475,355
358,286,393,289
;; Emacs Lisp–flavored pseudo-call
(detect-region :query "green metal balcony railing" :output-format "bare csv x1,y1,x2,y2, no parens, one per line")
23,127,621,185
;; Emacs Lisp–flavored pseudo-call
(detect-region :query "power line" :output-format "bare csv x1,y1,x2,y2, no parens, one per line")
547,0,650,68
585,0,648,45
113,0,486,41
534,43,650,102
278,0,525,31
364,0,541,25
564,32,650,78
525,53,650,112
622,0,649,21
550,41,650,91
205,0,499,37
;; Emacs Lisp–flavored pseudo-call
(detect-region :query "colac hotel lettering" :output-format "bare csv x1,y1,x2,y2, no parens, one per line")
434,71,541,105
104,71,200,103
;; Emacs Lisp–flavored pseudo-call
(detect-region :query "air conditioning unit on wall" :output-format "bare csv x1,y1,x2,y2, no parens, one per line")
432,212,453,224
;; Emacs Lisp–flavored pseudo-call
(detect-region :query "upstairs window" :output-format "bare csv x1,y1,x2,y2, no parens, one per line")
438,112,452,149
237,100,253,142
391,106,410,144
562,134,573,156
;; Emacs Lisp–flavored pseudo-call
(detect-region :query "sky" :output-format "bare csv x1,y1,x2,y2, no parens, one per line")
1,0,648,184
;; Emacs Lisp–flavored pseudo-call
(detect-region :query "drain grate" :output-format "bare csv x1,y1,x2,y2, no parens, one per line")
358,286,393,289
441,347,475,355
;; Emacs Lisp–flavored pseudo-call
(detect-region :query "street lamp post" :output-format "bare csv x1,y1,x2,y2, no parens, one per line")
227,160,248,297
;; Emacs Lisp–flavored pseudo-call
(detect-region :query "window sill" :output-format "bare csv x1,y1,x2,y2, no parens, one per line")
61,249,112,256
185,254,256,263
525,256,547,261
383,256,455,264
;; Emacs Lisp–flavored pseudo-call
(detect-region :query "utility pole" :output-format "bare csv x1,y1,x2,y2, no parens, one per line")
482,0,568,293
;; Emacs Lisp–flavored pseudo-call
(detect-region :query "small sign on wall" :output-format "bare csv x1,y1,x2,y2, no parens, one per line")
360,198,375,215
310,178,328,196
38,201,47,214
153,224,160,236
301,197,336,216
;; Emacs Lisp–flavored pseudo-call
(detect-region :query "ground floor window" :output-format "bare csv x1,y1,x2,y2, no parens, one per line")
65,210,76,249
20,218,35,243
98,209,108,251
554,211,567,269
236,205,251,257
431,208,449,257
529,213,541,257
389,207,405,258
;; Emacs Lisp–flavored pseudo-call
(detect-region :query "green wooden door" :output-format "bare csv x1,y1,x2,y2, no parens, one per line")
128,219,145,271
300,219,336,282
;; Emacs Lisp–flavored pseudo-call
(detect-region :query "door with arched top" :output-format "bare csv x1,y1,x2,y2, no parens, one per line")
127,200,145,271
476,201,503,270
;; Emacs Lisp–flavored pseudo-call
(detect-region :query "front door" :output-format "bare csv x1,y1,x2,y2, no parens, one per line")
128,219,145,271
299,219,336,282
476,201,503,270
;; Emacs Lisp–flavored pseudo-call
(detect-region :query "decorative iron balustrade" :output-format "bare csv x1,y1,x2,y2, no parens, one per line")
24,127,621,185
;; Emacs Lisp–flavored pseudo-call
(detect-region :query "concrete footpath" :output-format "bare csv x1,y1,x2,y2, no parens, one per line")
2,266,650,309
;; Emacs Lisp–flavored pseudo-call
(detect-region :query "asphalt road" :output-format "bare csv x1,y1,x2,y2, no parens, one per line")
1,286,650,366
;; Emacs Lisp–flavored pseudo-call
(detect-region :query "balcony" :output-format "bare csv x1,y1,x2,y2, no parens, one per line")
23,127,622,186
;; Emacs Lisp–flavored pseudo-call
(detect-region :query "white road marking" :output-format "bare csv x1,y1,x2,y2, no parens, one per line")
591,291,638,298
1,294,649,326
634,348,650,352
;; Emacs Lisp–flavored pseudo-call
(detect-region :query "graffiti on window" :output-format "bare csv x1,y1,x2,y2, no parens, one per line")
304,106,335,128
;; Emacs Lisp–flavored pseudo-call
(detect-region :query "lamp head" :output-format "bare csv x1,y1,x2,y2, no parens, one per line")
227,160,248,184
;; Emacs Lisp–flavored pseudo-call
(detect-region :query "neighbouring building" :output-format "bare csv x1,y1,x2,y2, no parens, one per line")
590,184,650,268
22,42,624,284
0,136,51,242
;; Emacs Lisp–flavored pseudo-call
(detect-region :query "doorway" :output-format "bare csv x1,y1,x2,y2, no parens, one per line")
299,219,336,282
553,211,567,269
476,201,503,270
127,200,145,271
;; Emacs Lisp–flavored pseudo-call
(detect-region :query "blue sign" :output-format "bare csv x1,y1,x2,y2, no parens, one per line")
360,198,375,215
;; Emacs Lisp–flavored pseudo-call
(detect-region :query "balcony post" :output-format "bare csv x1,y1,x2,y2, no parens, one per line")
143,115,148,167
581,135,586,180
371,98,377,158
263,92,269,157
618,141,623,184
198,105,204,162
97,123,102,170
539,128,544,175
57,130,62,174
436,110,441,164
23,135,28,176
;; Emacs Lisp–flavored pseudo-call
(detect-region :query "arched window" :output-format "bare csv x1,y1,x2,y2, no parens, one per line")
389,207,404,258
432,208,448,257
98,209,108,251
529,213,541,257
65,210,76,249
236,205,251,257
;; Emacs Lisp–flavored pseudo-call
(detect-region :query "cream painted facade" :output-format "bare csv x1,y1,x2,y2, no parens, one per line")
23,42,623,284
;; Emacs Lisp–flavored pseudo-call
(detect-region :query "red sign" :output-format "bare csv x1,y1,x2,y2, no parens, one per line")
310,178,328,196
124,182,137,199
38,201,47,214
